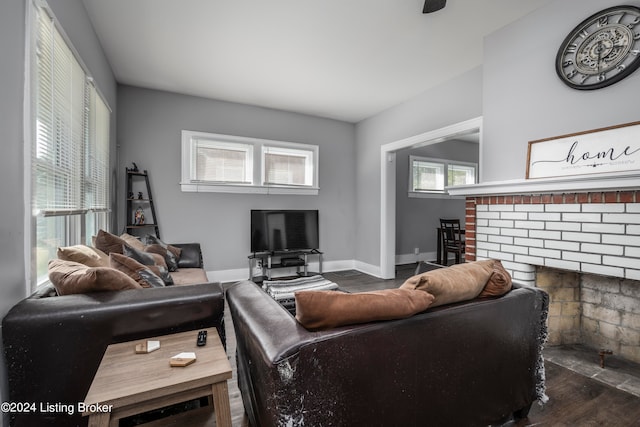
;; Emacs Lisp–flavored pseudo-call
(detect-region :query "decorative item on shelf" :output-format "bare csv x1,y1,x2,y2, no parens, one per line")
134,207,145,225
556,5,640,90
125,166,160,237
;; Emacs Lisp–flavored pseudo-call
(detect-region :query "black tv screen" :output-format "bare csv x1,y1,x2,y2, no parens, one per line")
251,210,319,253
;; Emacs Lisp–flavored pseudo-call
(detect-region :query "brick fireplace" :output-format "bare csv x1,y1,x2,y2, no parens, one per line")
450,179,640,365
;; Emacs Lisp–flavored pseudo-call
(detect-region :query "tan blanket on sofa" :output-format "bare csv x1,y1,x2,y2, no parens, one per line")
400,259,511,307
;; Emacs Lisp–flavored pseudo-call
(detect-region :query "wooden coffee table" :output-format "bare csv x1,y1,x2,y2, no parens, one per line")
83,328,232,427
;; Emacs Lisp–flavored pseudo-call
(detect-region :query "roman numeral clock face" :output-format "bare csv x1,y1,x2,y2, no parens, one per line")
556,5,640,90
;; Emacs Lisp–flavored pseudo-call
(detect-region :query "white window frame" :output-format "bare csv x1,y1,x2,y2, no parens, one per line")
25,0,111,289
181,130,319,195
191,138,254,185
408,155,477,199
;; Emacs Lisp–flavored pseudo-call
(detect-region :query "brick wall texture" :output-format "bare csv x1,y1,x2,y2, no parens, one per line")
466,190,640,364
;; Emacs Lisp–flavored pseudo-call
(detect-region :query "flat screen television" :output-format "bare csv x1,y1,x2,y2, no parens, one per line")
251,210,319,253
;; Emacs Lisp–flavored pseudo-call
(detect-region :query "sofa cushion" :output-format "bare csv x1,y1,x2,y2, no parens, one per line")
479,259,513,298
57,245,110,268
123,246,174,286
119,233,146,251
48,259,141,295
145,235,182,259
94,229,128,255
109,253,165,288
169,268,209,286
145,244,179,271
400,259,494,307
122,245,166,268
294,288,435,330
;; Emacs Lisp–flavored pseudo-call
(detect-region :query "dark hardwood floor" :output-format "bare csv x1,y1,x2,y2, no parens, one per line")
222,264,640,427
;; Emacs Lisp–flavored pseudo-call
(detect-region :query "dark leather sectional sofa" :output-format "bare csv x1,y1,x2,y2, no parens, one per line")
227,279,549,427
2,243,225,427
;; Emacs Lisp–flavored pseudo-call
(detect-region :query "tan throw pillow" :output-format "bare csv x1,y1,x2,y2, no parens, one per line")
94,229,128,255
399,260,495,307
57,245,110,267
295,288,435,331
479,259,513,298
48,259,141,295
119,233,146,251
109,253,165,288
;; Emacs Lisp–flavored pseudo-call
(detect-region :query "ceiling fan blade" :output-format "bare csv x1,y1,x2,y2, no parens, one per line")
423,0,447,13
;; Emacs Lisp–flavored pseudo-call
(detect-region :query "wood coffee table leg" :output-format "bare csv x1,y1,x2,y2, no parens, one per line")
212,381,232,427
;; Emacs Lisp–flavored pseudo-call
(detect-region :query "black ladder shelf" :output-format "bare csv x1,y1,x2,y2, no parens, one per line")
125,168,160,238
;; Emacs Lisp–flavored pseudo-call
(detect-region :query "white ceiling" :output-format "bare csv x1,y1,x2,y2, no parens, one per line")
82,0,553,123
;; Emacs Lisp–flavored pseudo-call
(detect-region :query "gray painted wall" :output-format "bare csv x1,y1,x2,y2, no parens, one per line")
354,0,640,269
0,1,116,424
117,86,357,274
482,0,640,181
396,140,479,258
0,2,27,423
355,67,484,267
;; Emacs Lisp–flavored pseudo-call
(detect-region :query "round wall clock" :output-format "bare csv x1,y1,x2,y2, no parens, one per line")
556,5,640,90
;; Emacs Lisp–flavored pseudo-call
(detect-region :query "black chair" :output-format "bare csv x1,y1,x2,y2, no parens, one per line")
440,218,465,265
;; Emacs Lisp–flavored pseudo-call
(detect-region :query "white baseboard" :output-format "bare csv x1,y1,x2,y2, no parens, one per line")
395,251,437,266
352,260,382,278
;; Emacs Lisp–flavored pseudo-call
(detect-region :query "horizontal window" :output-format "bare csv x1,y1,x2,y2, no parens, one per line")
409,155,477,197
181,131,319,195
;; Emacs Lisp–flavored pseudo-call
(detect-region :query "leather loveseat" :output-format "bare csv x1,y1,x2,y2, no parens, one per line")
227,279,548,427
2,243,225,427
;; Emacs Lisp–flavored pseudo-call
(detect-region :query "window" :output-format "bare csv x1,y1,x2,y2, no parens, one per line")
193,139,253,184
29,3,111,286
181,131,319,195
263,146,314,187
448,163,476,187
409,156,476,197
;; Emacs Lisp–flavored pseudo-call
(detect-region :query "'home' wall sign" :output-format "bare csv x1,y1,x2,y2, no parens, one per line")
526,121,640,179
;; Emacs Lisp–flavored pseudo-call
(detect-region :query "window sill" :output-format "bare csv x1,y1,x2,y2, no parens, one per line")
180,182,319,196
408,191,466,200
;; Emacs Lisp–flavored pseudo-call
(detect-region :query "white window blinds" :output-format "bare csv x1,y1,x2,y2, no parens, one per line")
34,8,85,214
263,146,312,186
412,160,445,191
30,3,111,285
193,139,253,184
181,130,319,195
85,83,110,211
33,7,110,215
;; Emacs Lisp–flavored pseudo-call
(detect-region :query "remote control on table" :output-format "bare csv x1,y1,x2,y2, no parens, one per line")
197,330,207,346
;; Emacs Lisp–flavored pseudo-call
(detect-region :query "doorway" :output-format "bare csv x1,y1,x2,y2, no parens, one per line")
379,117,482,279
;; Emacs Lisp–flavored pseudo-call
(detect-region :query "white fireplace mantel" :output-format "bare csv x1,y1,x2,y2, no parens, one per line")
447,171,640,197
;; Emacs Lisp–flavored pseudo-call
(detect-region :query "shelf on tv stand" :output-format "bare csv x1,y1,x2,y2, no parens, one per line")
248,250,323,281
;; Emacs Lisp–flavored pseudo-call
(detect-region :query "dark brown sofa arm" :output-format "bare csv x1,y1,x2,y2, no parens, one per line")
2,281,225,427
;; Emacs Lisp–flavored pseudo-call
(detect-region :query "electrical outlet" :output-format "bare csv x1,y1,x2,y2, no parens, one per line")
414,247,419,255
